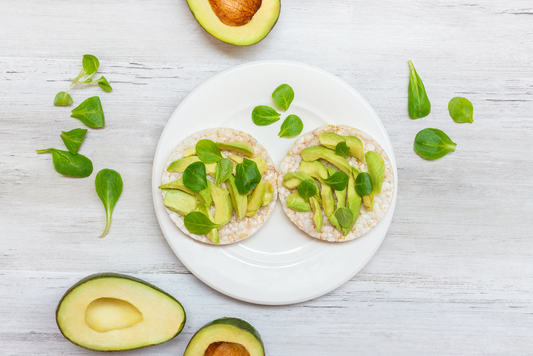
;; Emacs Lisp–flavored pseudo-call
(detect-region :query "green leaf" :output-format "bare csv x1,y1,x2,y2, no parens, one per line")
95,168,123,238
71,96,105,128
297,178,319,201
251,105,281,126
354,172,373,196
196,139,223,163
335,142,350,157
414,128,457,160
321,171,349,191
82,54,100,76
215,158,233,185
182,161,207,193
95,76,113,92
36,148,93,178
448,97,474,123
54,91,73,106
278,114,304,138
184,211,223,235
60,128,87,155
335,207,354,228
235,158,262,194
408,60,431,119
272,84,294,111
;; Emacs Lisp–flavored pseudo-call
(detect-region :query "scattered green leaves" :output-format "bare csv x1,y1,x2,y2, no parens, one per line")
54,91,73,106
215,158,233,185
94,76,113,92
196,139,223,163
95,169,123,238
272,84,294,111
71,96,105,128
184,211,223,235
335,141,350,157
335,207,354,228
408,60,431,119
297,178,319,201
278,114,303,138
182,161,207,193
235,158,262,194
320,171,349,191
448,97,474,123
36,148,93,178
60,128,87,155
251,105,281,126
414,128,457,160
81,54,100,78
354,172,373,196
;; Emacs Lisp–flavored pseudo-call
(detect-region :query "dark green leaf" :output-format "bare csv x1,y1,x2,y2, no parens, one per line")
71,96,105,128
278,114,304,138
95,76,113,92
95,168,123,238
184,211,222,235
414,128,457,160
272,84,294,111
196,139,223,163
355,172,373,196
215,158,233,185
408,60,431,119
297,178,319,201
251,105,281,126
448,97,474,123
182,161,207,193
54,91,73,106
335,142,350,157
60,128,87,155
36,148,93,178
335,207,354,228
82,54,100,76
235,158,261,194
321,171,349,191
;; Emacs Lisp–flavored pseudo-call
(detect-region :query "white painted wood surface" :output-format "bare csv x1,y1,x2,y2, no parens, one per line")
1,0,533,354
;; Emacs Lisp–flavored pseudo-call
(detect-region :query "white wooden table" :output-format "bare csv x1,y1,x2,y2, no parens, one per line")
1,1,532,354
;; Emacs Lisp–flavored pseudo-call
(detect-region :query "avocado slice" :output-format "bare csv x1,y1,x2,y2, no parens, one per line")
343,174,362,236
216,142,254,157
197,202,219,244
262,181,274,206
56,273,185,352
328,209,342,230
345,136,365,163
363,192,374,211
286,192,311,212
229,155,268,175
186,0,280,46
183,147,197,157
164,190,198,216
159,177,194,195
366,151,385,194
208,181,233,225
318,132,345,149
309,196,323,233
167,156,216,175
246,180,265,217
282,171,314,189
184,317,264,356
226,175,247,220
298,160,328,180
301,146,352,175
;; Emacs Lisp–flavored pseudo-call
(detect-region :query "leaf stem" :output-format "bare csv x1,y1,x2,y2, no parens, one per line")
36,148,52,154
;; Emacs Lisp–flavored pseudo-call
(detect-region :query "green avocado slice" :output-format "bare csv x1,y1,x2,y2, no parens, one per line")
208,181,233,225
184,317,264,356
226,175,247,220
56,273,186,352
163,190,198,216
216,142,254,157
300,146,352,175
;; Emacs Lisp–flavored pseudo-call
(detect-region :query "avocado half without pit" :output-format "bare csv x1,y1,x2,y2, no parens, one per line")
186,0,281,46
56,273,186,351
185,317,264,356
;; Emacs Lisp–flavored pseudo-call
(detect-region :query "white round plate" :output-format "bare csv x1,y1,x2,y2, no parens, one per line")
152,60,398,305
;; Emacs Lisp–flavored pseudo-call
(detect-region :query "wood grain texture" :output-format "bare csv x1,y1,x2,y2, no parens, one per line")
1,0,533,355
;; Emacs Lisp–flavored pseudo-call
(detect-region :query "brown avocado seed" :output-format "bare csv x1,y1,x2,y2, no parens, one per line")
208,0,262,27
205,342,251,356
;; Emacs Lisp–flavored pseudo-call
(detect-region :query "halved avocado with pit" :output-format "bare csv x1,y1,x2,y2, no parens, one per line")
56,273,186,352
184,317,264,356
186,0,281,46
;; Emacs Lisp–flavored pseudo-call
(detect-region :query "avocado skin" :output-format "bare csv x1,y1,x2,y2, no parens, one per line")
56,273,186,352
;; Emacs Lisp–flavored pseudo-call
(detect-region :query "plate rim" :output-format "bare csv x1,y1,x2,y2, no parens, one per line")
151,60,398,305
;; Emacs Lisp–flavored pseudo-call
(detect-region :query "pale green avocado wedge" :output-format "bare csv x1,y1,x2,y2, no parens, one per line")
56,273,186,352
186,0,280,47
184,317,264,356
301,146,352,175
164,190,198,216
216,141,254,157
286,192,311,212
226,175,247,220
208,181,233,225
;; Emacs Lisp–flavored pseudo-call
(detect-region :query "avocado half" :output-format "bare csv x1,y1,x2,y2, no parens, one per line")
186,0,281,46
56,273,186,352
184,317,265,356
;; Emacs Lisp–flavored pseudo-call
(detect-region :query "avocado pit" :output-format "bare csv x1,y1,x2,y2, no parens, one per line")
208,0,262,27
205,342,251,356
85,297,143,333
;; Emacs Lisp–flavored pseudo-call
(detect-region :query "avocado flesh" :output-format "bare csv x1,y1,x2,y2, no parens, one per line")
159,177,194,195
183,147,197,157
286,192,311,212
366,151,385,194
318,132,345,149
345,136,365,163
208,181,233,225
246,180,265,217
167,156,216,176
216,142,254,157
301,146,352,175
186,0,280,47
197,202,219,244
184,317,264,356
164,190,198,216
298,162,334,217
226,175,247,220
363,192,374,211
309,197,323,233
262,181,274,206
283,171,313,189
56,273,185,352
343,174,362,236
229,155,268,175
